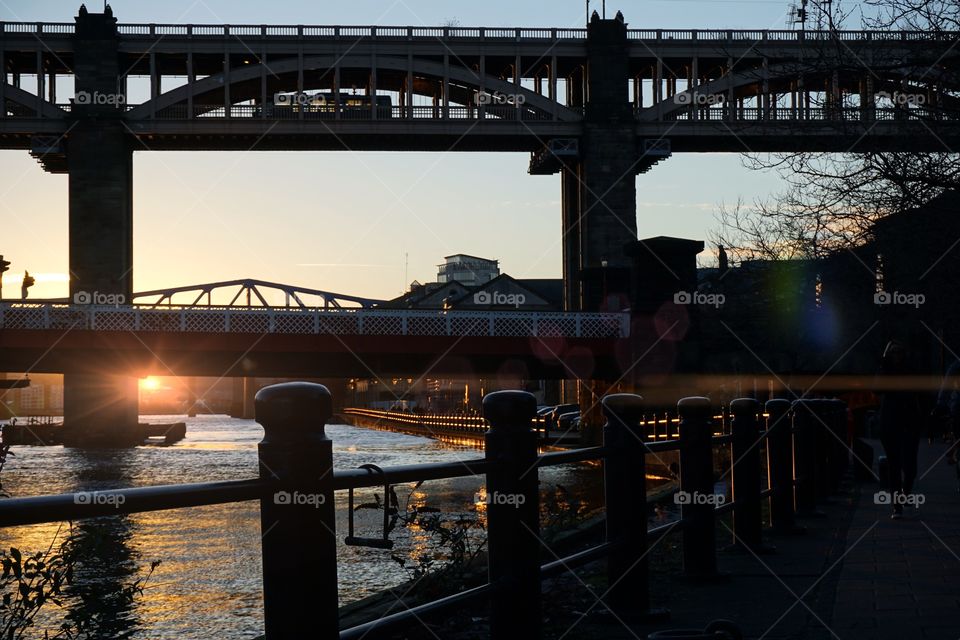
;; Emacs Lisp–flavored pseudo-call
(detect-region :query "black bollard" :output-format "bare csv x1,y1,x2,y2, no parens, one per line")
256,382,339,640
765,399,804,535
484,390,541,639
791,399,826,517
678,396,718,578
602,394,669,621
729,398,764,552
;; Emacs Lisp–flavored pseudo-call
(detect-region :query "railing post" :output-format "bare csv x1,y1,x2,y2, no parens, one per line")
765,399,802,534
729,398,764,551
483,390,540,639
678,396,718,578
256,382,339,639
791,399,825,517
602,394,669,621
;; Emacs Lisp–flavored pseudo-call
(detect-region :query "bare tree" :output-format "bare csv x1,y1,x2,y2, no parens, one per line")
712,0,960,261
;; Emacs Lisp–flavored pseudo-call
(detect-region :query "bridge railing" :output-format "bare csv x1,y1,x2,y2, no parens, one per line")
1,22,957,42
0,383,851,638
0,303,629,338
148,104,561,121
658,105,954,122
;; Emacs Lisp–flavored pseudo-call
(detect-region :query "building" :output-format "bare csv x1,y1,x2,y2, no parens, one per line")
436,254,500,287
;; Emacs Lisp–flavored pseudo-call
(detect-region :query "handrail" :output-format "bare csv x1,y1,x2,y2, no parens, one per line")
0,478,266,527
1,22,956,42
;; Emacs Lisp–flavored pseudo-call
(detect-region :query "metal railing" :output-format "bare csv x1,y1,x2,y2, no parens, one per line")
0,303,629,339
146,104,561,121
0,384,851,638
1,21,955,42
659,105,958,122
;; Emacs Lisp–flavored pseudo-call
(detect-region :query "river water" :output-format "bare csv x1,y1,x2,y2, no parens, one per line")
0,415,602,639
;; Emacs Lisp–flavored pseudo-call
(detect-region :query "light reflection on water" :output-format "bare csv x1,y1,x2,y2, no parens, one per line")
0,415,601,639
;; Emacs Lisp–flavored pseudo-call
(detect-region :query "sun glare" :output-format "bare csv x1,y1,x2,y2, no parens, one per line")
140,376,161,391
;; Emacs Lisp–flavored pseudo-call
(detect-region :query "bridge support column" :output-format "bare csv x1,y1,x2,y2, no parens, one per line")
230,377,257,420
565,15,639,444
61,8,139,448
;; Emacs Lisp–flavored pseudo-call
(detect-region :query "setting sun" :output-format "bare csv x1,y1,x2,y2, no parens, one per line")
140,376,161,391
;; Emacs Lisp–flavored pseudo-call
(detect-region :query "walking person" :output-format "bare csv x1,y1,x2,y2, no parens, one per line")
878,340,922,519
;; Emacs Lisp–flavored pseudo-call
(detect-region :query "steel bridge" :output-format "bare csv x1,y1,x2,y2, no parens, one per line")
130,278,385,309
0,302,629,380
1,20,959,159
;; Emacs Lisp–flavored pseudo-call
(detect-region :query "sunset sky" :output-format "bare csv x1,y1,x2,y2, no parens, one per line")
0,0,809,301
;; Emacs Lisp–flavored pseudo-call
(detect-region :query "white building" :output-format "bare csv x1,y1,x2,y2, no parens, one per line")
436,254,499,287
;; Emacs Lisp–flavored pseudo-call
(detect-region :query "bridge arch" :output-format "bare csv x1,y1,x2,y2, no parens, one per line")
126,55,581,121
639,62,957,121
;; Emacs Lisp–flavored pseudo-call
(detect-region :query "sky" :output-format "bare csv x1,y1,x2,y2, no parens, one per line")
0,0,826,302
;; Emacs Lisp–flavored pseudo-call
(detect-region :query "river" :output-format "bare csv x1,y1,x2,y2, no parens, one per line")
0,415,603,638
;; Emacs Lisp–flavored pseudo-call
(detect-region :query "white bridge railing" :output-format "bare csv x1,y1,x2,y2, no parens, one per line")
0,304,629,339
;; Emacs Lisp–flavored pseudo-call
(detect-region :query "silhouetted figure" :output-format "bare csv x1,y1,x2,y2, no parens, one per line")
20,270,34,300
615,10,625,23
718,244,729,273
591,10,600,23
935,358,960,464
79,4,88,17
878,340,921,519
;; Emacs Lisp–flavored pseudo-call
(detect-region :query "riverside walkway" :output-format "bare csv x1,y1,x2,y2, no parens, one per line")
558,439,960,640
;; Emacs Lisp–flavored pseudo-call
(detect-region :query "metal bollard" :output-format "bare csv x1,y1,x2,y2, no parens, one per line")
678,396,718,578
791,399,825,517
765,399,803,535
602,394,669,621
730,398,763,551
483,390,541,639
256,382,339,640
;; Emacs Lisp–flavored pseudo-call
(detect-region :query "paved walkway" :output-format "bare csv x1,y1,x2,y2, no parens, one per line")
543,439,960,640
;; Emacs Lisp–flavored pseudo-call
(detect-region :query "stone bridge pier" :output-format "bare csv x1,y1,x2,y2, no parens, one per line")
60,8,139,447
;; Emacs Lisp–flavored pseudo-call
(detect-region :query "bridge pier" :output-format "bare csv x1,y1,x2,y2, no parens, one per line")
565,15,640,444
230,377,257,420
562,13,639,312
60,9,140,448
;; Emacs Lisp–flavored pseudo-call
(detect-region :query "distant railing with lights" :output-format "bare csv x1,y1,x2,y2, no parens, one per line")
0,383,850,638
1,21,956,42
0,303,629,339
